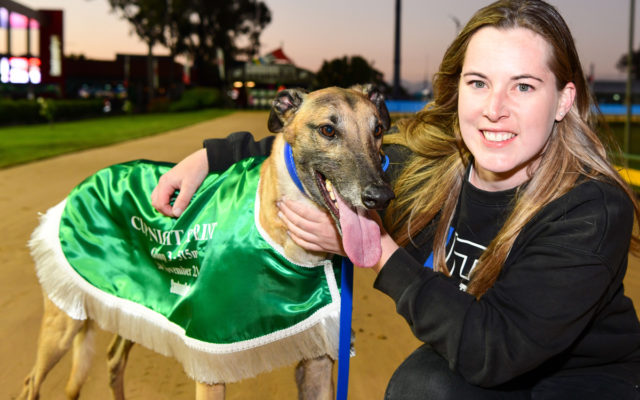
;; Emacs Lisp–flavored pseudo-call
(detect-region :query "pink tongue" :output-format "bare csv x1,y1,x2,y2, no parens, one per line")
335,192,382,267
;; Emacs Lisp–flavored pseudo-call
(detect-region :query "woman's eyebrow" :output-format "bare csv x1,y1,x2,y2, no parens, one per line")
512,74,544,83
461,71,487,79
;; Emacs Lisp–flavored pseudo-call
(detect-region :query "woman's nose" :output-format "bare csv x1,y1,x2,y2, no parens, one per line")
483,89,509,121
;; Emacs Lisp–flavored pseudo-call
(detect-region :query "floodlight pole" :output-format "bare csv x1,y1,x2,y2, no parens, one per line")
392,0,401,99
624,0,635,153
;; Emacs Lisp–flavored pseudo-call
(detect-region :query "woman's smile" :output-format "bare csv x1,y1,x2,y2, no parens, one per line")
480,130,516,145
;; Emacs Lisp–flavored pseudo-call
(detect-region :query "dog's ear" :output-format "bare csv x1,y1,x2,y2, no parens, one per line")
268,89,307,132
351,84,391,131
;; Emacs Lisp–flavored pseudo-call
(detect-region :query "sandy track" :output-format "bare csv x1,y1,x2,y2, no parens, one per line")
1,111,422,399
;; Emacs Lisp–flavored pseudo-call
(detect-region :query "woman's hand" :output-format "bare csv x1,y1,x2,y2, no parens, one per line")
151,148,209,217
371,214,400,273
277,199,346,256
277,199,399,272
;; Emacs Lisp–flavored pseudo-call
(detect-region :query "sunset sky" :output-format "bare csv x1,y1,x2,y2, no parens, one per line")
16,0,640,89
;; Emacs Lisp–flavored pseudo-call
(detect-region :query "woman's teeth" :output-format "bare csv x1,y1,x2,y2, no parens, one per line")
482,131,515,142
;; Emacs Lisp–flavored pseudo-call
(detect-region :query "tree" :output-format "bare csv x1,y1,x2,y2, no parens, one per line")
178,0,271,86
107,0,272,88
313,56,390,93
108,0,166,106
616,48,640,80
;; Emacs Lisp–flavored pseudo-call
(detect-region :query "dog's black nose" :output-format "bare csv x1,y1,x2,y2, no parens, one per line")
362,184,395,209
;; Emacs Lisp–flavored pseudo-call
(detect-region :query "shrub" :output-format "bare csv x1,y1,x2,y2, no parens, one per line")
148,97,171,113
168,87,226,112
0,98,104,125
0,99,41,125
49,99,104,121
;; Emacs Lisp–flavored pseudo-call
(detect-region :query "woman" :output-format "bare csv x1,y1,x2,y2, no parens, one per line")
152,1,640,398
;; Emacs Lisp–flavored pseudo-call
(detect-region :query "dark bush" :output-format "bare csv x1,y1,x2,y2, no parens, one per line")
148,97,171,113
48,99,104,121
0,98,104,125
0,99,41,125
168,87,226,112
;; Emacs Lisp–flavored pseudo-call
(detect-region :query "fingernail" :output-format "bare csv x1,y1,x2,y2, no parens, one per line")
276,201,282,208
278,211,284,220
173,207,183,217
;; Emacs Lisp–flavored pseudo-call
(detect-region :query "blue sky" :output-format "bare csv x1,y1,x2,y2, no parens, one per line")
18,0,640,88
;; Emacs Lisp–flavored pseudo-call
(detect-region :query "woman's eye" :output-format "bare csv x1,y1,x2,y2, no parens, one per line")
472,80,486,89
373,124,383,138
320,125,336,137
518,83,532,92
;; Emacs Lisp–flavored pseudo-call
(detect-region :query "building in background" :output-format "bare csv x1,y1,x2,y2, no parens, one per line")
0,0,51,97
0,0,186,110
65,54,184,109
0,1,312,110
229,47,314,108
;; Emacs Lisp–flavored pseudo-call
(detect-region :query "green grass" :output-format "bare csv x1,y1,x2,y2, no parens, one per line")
0,109,234,168
606,121,640,168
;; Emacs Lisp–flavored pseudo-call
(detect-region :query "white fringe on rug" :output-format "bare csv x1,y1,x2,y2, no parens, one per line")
30,200,340,384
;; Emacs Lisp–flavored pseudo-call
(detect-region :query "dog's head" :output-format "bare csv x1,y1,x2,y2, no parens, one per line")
268,85,395,267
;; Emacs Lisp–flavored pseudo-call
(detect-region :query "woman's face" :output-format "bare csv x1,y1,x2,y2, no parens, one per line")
458,27,575,191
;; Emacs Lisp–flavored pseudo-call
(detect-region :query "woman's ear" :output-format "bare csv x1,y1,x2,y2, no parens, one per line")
556,82,576,121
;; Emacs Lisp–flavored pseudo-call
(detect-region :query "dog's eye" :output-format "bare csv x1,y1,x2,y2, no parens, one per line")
373,124,384,138
319,125,336,138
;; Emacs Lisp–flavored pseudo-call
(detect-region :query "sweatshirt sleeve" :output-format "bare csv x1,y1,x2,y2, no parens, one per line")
374,181,635,387
203,131,275,172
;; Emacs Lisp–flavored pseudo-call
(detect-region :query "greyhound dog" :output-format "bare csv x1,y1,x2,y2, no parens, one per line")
18,85,394,400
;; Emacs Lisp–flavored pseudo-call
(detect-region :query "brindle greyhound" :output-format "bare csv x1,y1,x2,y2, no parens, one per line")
18,85,394,400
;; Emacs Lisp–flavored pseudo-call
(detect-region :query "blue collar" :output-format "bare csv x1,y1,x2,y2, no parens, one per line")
283,141,390,197
381,152,390,172
284,142,307,195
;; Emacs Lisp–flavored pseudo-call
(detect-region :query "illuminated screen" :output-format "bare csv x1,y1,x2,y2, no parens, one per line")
0,56,41,84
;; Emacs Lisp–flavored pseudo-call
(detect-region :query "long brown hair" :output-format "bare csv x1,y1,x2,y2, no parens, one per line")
384,0,640,298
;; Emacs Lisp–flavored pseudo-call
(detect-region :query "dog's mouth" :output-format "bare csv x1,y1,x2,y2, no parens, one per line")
315,171,340,224
314,171,382,268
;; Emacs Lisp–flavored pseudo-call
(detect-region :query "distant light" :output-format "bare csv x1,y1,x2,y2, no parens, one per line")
233,81,243,88
9,57,30,84
0,57,9,83
245,81,256,88
29,57,41,84
49,35,62,77
613,94,621,102
0,56,42,84
0,8,7,29
10,12,28,29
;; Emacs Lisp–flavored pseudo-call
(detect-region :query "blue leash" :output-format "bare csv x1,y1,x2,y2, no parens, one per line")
336,153,388,400
336,257,354,400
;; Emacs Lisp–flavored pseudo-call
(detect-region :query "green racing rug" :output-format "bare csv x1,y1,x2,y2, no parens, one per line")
30,158,341,384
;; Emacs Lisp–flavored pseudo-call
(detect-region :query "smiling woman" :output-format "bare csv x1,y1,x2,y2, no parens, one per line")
375,1,640,397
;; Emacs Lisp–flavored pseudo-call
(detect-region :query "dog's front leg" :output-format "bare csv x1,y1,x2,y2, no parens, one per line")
195,381,225,400
295,356,334,400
